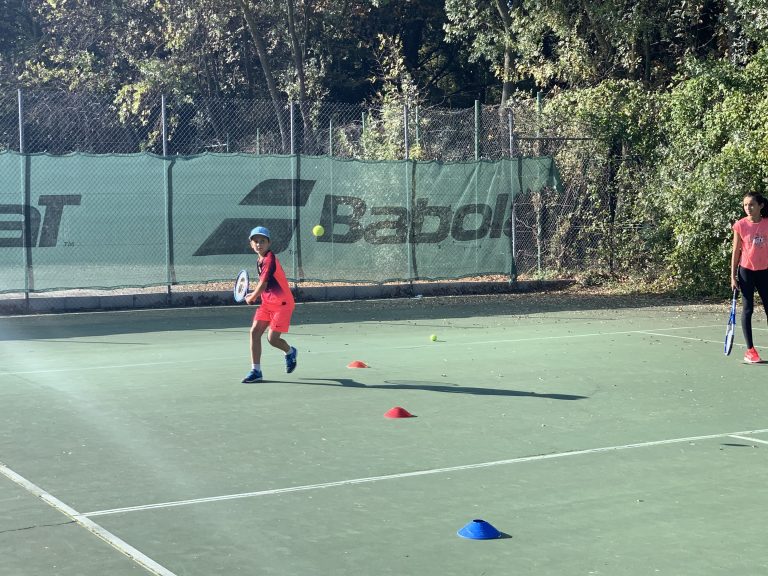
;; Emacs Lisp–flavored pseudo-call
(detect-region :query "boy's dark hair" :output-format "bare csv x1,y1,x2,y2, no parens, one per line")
745,191,768,217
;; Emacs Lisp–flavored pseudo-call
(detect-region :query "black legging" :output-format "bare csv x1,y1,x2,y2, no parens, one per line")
738,266,768,349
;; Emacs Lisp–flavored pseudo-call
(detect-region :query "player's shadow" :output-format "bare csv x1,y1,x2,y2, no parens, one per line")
299,378,587,400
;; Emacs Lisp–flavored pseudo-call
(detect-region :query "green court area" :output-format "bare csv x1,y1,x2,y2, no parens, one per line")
2,293,768,576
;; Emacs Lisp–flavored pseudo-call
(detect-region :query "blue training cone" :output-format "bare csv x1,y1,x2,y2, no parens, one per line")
457,519,502,540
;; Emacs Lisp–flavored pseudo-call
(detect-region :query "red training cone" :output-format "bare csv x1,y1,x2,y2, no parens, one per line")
347,360,369,368
384,406,414,418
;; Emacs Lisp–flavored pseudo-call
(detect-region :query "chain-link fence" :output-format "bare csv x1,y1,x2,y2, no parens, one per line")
1,89,623,292
2,89,549,159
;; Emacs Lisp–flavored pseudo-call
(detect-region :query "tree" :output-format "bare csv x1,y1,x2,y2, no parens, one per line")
445,0,768,99
0,0,38,79
655,50,768,293
236,0,289,149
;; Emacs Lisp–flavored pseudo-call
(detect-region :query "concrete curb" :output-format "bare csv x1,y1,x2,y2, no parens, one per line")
0,280,573,315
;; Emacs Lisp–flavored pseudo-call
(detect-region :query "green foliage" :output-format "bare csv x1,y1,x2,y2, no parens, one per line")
445,0,768,91
356,34,425,160
539,81,667,280
4,0,768,295
533,45,768,297
655,49,768,295
545,80,661,157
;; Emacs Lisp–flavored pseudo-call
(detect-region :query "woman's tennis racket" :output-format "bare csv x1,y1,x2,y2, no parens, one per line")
724,288,738,355
233,269,250,303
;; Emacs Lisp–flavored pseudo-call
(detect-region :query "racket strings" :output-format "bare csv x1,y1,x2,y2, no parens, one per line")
234,270,249,302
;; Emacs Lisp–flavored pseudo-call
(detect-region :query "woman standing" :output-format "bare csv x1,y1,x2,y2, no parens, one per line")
731,191,768,363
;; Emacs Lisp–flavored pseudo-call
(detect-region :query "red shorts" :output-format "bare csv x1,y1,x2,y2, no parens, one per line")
253,302,294,333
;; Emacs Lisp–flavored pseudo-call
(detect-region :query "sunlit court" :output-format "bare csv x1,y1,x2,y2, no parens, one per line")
2,293,768,576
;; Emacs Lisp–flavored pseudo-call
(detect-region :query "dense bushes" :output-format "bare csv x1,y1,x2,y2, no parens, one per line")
543,48,768,295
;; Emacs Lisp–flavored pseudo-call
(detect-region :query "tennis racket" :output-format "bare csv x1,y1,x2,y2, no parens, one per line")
233,269,249,303
724,288,738,356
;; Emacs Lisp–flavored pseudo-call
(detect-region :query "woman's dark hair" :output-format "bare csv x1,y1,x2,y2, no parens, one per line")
744,191,768,217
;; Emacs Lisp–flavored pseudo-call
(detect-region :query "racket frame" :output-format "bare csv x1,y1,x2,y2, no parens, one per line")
724,288,738,356
233,269,250,303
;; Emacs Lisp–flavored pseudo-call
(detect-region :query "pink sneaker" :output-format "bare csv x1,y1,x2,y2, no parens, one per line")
745,348,762,364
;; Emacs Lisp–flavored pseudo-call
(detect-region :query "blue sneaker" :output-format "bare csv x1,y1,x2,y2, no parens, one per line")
285,347,298,373
242,368,263,383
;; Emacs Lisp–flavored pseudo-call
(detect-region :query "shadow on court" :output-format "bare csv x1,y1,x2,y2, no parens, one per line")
294,377,588,400
0,291,706,341
5,288,768,576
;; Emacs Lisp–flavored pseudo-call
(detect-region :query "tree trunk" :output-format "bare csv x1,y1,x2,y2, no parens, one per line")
236,0,288,151
493,0,514,107
286,0,315,152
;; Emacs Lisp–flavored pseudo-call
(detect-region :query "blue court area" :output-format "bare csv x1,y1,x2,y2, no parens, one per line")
2,293,768,575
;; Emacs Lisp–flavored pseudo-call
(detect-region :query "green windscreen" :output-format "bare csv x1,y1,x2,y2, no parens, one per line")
0,152,560,292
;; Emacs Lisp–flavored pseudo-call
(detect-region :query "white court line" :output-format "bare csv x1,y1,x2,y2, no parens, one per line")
638,331,732,346
0,357,224,376
729,435,768,446
83,427,768,518
0,324,722,377
405,324,721,349
0,462,177,576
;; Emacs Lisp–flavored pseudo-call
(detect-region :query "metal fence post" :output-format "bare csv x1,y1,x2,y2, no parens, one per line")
290,101,294,157
536,91,542,139
329,120,335,268
474,100,480,160
19,89,33,310
161,94,168,157
404,104,415,282
17,89,24,153
536,91,543,275
403,104,409,159
161,95,176,302
514,113,525,280
360,110,366,155
414,106,420,151
473,100,480,272
290,102,303,281
508,110,517,282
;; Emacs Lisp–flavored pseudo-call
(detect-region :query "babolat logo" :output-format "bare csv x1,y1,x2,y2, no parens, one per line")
317,194,512,244
0,195,81,247
194,179,314,256
195,179,513,255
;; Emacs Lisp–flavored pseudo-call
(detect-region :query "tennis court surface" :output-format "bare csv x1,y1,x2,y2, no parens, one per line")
2,292,767,576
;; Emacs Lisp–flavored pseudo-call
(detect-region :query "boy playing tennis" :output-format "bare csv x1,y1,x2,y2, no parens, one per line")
242,226,298,382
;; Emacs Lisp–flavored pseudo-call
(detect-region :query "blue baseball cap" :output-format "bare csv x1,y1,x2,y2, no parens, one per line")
249,226,271,240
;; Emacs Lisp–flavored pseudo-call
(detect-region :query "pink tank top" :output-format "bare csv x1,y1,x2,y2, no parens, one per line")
734,217,768,271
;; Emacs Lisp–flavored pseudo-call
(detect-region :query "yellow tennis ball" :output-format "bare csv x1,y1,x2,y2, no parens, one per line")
312,225,325,237
430,334,437,341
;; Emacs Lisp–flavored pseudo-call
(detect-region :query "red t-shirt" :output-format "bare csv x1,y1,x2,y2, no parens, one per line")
734,217,768,271
257,251,294,307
